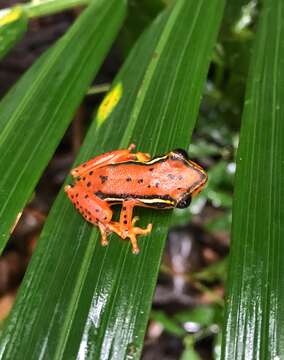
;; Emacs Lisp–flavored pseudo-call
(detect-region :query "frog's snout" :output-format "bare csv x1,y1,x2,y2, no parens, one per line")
176,193,192,209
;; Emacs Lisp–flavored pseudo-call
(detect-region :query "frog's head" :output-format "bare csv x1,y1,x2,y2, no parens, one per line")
169,149,208,208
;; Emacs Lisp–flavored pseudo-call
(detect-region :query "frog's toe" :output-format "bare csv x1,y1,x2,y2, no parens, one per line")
101,239,109,247
101,231,108,246
129,225,152,253
129,234,140,254
128,143,136,151
146,223,153,233
131,216,140,226
98,224,110,247
133,223,152,235
131,245,140,255
64,185,72,192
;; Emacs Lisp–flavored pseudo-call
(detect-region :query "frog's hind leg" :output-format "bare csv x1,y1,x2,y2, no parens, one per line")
65,183,113,247
71,149,137,177
71,146,151,177
117,200,153,254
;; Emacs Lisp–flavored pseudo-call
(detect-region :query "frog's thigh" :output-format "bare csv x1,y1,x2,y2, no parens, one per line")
71,149,137,177
65,183,113,245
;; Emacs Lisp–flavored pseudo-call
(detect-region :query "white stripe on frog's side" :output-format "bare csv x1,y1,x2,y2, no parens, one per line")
143,154,168,165
102,195,175,208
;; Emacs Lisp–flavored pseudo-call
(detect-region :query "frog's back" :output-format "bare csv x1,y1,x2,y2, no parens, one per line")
87,156,205,206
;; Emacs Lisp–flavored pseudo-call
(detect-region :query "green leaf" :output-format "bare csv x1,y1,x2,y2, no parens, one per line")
175,305,221,328
151,311,186,337
0,1,92,59
0,7,28,60
222,0,284,358
0,0,126,253
214,332,222,360
23,0,91,18
180,336,202,360
0,0,224,358
205,212,232,233
118,0,165,56
191,258,228,283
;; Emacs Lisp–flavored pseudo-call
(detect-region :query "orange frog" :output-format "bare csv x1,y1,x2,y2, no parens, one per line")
65,145,207,254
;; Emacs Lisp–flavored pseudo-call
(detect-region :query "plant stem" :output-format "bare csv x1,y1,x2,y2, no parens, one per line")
87,83,111,95
23,0,91,19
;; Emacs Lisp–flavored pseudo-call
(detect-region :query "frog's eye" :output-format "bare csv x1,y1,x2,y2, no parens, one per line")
176,193,192,209
172,149,189,161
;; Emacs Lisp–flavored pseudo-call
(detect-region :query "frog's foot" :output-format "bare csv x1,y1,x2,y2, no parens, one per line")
127,223,153,254
128,143,136,151
128,143,151,162
106,220,152,254
131,216,139,226
98,223,109,247
117,200,152,253
136,152,151,162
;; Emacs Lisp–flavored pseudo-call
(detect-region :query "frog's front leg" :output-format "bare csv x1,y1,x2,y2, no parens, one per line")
116,200,153,254
65,183,114,246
